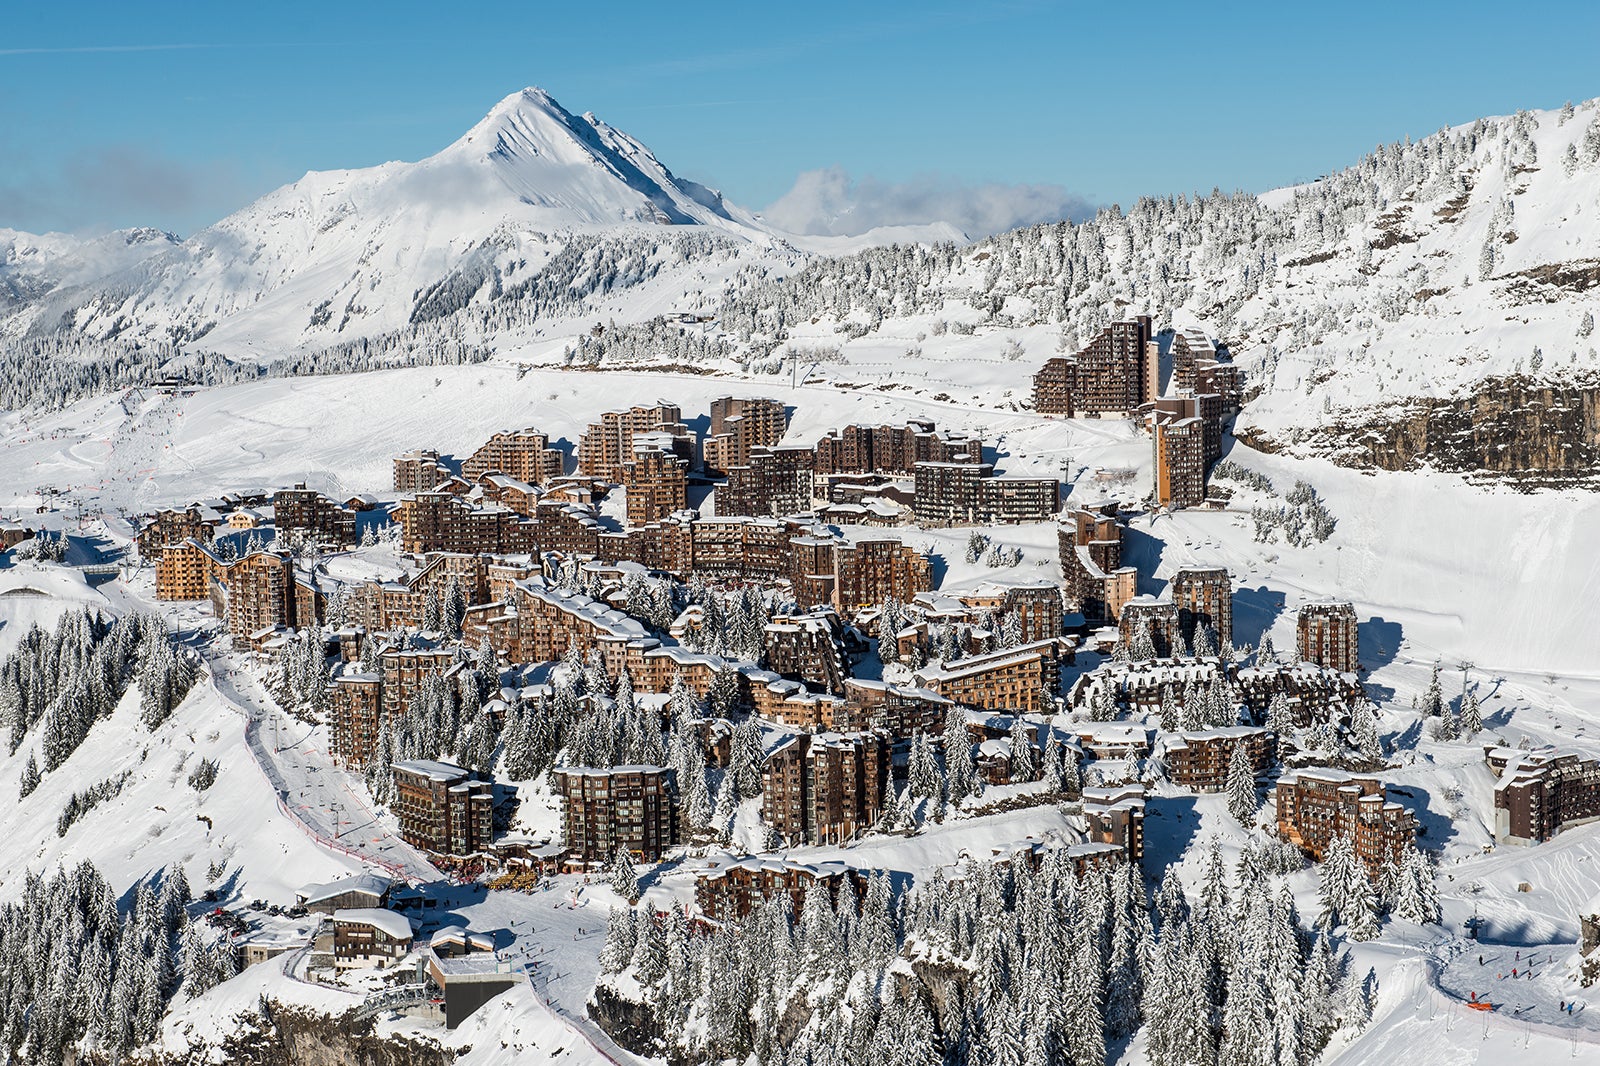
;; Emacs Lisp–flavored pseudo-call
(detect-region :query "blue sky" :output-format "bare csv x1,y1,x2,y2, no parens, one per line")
2,0,1597,236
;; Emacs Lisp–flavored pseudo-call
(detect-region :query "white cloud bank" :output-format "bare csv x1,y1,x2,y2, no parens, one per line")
761,165,1095,240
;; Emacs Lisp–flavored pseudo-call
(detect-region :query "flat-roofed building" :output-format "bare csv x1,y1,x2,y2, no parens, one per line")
620,440,688,525
1275,767,1418,875
1170,566,1232,648
1298,601,1359,674
1083,783,1146,863
1152,415,1207,507
704,397,788,475
394,448,450,493
553,765,677,864
391,760,494,855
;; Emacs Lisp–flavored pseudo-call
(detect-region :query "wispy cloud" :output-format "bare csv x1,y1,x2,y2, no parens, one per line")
0,142,254,236
762,166,1095,240
0,43,212,57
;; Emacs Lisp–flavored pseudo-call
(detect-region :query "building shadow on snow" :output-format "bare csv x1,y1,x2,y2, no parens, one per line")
1139,794,1201,881
1360,616,1403,673
1231,585,1285,649
1385,783,1458,849
1118,526,1165,594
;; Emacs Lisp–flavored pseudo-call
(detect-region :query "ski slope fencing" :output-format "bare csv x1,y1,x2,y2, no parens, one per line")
203,662,435,882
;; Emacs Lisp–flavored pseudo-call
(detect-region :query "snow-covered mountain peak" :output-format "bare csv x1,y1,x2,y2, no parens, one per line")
430,86,754,230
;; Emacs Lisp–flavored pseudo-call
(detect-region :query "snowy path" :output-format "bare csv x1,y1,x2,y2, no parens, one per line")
205,650,440,883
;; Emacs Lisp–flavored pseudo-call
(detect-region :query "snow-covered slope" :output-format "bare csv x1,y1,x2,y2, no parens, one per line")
0,226,179,314
1,89,783,354
15,94,1600,487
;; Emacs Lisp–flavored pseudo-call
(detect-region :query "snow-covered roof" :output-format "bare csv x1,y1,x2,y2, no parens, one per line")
297,872,393,906
392,758,472,782
332,908,414,940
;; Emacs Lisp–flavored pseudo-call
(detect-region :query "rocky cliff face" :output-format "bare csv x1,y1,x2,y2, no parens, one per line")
1241,375,1600,488
85,1002,455,1066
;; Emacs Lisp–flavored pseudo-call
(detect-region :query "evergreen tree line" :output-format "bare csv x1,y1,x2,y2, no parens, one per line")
675,584,772,665
271,625,332,718
598,843,1374,1066
712,110,1529,356
55,770,132,838
1,610,196,797
877,597,1036,671
1317,834,1441,941
0,861,232,1062
365,648,501,804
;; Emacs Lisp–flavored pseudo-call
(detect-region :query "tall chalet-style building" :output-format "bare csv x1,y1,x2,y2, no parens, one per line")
1274,767,1418,875
578,403,693,482
703,397,788,475
554,765,677,864
273,485,358,547
393,448,450,493
1169,566,1233,648
1485,745,1600,845
1297,601,1359,674
620,440,689,525
1033,317,1159,416
762,731,888,847
391,760,494,855
1163,727,1276,792
1057,504,1137,623
460,428,565,485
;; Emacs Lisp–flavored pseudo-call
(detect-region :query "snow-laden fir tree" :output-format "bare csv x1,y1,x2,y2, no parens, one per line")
1040,731,1064,792
1319,834,1379,939
1089,684,1117,722
908,731,942,800
19,752,40,799
1389,845,1442,925
1460,691,1483,737
1008,717,1037,781
1421,664,1444,717
1227,741,1258,824
730,715,765,799
942,703,979,806
1158,684,1181,732
610,846,641,903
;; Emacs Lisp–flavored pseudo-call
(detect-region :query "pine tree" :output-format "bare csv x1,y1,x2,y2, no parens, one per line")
730,716,765,799
1391,846,1441,925
1089,684,1116,722
682,744,712,833
1226,741,1257,824
1059,742,1081,795
422,584,442,632
19,752,40,799
1131,620,1157,661
1421,664,1443,717
1158,684,1181,732
909,731,941,799
943,704,979,805
1460,691,1483,737
1040,731,1064,792
610,847,641,903
708,665,741,719
1008,717,1037,782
